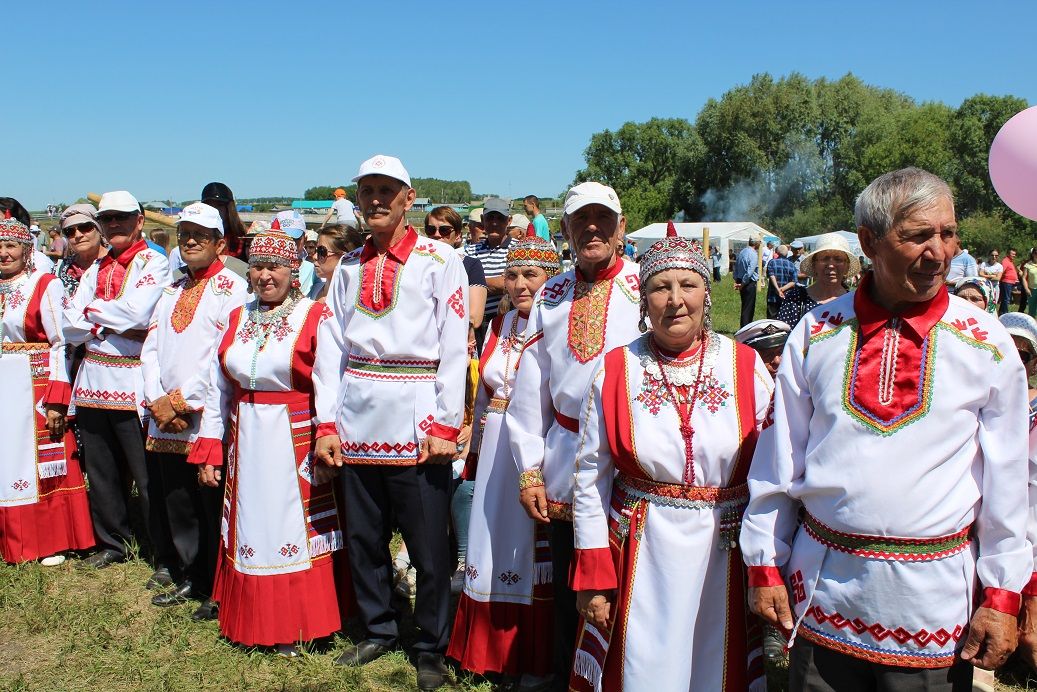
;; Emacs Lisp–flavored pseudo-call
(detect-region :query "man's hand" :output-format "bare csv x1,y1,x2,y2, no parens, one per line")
1018,596,1037,672
960,606,1018,670
418,434,456,464
159,415,190,434
120,328,149,342
314,434,343,467
197,464,222,488
313,463,339,486
45,405,67,439
734,282,742,291
749,585,794,630
519,486,550,524
576,590,615,629
149,395,177,427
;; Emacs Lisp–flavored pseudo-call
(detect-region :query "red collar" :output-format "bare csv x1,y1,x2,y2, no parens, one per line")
101,238,149,269
853,273,948,340
359,226,418,264
654,338,703,360
186,258,225,282
576,257,623,282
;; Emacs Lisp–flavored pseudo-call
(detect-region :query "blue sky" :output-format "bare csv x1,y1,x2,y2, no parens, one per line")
8,0,1035,209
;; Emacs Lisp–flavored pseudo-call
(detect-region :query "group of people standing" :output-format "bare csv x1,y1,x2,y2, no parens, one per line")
1,160,1036,692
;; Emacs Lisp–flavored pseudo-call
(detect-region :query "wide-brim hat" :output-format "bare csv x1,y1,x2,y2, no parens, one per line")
801,233,860,278
1001,312,1037,353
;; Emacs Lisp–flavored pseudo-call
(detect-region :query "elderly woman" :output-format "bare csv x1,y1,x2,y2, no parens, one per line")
777,232,860,326
55,204,108,297
188,230,351,655
568,223,772,691
448,231,560,686
952,276,997,314
0,214,94,564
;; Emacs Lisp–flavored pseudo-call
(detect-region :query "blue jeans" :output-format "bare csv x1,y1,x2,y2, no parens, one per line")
999,281,1016,314
450,476,475,563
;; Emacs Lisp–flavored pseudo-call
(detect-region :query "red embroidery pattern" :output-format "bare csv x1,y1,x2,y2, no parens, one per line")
356,253,403,318
3,288,25,311
418,414,435,433
810,310,845,336
790,570,806,604
238,545,255,559
279,543,301,557
541,277,573,305
465,564,479,581
135,274,157,289
806,605,964,649
446,287,466,319
11,479,30,492
213,274,235,294
73,387,137,409
498,570,521,585
568,279,612,363
170,279,206,334
950,316,988,342
635,373,729,415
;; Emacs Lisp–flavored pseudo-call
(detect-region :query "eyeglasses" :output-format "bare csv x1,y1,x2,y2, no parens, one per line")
314,246,341,260
177,229,216,244
98,212,139,225
1019,349,1034,365
63,223,97,237
425,224,456,237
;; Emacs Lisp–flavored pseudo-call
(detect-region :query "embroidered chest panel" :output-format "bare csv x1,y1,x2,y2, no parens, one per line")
169,274,237,334
567,279,613,363
355,253,404,318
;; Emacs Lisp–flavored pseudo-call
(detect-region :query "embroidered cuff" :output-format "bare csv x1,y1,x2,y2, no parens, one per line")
168,389,190,415
748,566,785,588
427,421,460,442
461,452,478,481
44,380,72,408
519,468,545,490
1023,573,1037,598
186,437,223,467
315,422,339,439
980,587,1021,616
570,548,618,592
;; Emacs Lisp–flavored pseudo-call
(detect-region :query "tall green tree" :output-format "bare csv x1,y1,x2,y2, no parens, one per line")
949,94,1029,217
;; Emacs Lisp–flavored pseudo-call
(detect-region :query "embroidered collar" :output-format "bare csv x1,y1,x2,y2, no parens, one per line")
854,273,948,340
576,257,624,283
186,258,225,282
359,226,418,265
101,238,149,269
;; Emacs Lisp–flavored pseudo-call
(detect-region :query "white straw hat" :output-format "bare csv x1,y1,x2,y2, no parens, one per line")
801,233,860,279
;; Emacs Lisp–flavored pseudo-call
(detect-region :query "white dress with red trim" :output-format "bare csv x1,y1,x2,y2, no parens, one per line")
741,278,1032,669
140,260,248,455
314,227,470,460
63,239,171,418
188,296,352,646
0,269,94,563
447,310,553,676
506,259,642,520
569,333,772,692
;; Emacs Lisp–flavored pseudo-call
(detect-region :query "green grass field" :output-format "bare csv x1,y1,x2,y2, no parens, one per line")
1,279,1033,690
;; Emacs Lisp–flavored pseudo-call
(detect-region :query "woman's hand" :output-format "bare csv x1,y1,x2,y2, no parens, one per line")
197,464,222,488
576,590,615,629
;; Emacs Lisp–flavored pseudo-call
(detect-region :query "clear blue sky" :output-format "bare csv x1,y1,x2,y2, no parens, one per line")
8,0,1035,209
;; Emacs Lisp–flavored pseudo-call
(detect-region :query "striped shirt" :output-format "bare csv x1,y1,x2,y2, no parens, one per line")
465,237,511,320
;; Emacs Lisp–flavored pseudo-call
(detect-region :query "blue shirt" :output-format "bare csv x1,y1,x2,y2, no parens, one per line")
734,246,759,283
766,257,797,304
946,251,978,282
532,213,551,243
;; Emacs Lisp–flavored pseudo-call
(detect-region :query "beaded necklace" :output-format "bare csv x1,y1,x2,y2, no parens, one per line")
648,332,708,484
245,295,297,389
500,311,526,400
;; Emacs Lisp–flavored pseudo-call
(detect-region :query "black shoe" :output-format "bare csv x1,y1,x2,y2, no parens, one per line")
191,598,218,621
415,652,450,691
335,639,391,667
151,581,194,607
145,567,173,590
81,550,125,569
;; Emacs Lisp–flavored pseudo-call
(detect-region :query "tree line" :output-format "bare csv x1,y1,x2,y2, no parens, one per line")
572,72,1034,254
304,179,474,205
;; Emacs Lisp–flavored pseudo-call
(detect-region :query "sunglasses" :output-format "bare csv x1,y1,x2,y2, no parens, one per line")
425,224,456,237
63,223,97,237
1020,349,1034,365
177,229,216,244
314,246,340,260
98,212,139,224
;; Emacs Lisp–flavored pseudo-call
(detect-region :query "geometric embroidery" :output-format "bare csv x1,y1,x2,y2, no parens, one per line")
355,253,403,319
278,543,301,558
568,278,613,363
805,605,964,649
170,278,207,334
498,570,521,586
446,287,465,319
635,371,728,415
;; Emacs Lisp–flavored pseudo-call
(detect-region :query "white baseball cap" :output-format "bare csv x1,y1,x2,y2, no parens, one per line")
97,190,141,215
177,202,225,236
352,154,411,187
483,197,511,218
508,213,531,229
304,229,319,242
563,182,622,216
272,210,307,239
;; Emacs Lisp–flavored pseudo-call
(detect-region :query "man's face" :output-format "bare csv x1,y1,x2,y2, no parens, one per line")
176,222,221,270
98,211,144,255
355,175,414,234
482,212,510,246
468,221,484,244
565,204,626,270
859,195,957,310
523,199,535,216
1009,249,1017,260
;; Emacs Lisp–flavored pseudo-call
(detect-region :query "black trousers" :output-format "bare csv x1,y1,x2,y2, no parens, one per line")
789,637,973,691
549,519,578,685
77,408,172,563
740,280,758,327
767,300,781,319
147,451,222,594
338,462,452,653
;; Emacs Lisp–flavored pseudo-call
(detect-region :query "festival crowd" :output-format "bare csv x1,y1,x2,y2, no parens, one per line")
0,159,1035,692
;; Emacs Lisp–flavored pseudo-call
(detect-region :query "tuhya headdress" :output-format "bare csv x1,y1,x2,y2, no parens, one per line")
506,225,561,276
636,221,713,332
248,225,299,268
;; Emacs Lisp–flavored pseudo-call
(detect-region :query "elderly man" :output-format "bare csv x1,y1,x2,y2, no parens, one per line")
63,191,172,574
766,244,797,319
314,155,468,690
506,181,642,687
734,235,762,327
741,167,1030,691
465,197,512,330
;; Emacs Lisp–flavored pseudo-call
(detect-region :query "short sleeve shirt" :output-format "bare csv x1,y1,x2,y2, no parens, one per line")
331,199,358,226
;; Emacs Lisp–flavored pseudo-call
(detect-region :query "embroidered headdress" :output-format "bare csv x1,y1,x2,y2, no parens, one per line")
951,276,996,314
506,225,561,276
0,211,35,273
637,221,713,332
248,226,299,268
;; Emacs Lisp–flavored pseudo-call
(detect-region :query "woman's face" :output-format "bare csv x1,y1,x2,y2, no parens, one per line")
813,250,849,285
0,241,27,277
64,223,102,256
955,285,987,311
1013,335,1037,378
504,266,550,314
645,268,707,351
248,262,292,303
314,237,342,280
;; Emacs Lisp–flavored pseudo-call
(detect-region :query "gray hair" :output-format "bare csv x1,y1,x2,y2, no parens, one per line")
854,167,953,239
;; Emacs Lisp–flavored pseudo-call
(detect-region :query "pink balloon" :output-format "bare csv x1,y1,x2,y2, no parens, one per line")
989,105,1037,221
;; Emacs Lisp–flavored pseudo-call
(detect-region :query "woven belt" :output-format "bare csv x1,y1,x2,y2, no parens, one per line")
486,396,509,414
803,513,972,562
346,356,439,381
0,342,49,354
84,349,142,367
616,474,748,509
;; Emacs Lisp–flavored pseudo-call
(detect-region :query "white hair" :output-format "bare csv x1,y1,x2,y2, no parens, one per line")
854,167,953,239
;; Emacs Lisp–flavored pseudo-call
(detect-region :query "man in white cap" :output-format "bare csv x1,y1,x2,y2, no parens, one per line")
314,155,468,689
140,203,249,619
63,191,173,575
505,180,642,686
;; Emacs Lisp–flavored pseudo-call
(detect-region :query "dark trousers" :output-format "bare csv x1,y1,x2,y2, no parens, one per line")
148,451,222,594
549,519,578,685
739,280,758,327
767,300,781,319
77,408,171,562
338,462,452,653
789,637,972,691
999,281,1015,314
713,267,721,282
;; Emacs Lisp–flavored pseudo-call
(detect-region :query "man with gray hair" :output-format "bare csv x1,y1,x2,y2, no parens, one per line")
741,167,1030,690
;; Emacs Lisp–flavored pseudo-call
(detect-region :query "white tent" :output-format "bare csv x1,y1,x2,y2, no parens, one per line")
627,222,771,276
792,230,863,258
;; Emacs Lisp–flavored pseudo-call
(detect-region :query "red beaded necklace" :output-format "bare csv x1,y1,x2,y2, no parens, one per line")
649,332,708,484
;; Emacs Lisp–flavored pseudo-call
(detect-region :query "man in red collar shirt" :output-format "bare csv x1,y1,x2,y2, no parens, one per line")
505,181,643,686
741,168,1030,690
63,191,172,577
314,155,468,690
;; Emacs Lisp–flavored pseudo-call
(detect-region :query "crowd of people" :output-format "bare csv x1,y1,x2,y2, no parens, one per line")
0,160,1035,692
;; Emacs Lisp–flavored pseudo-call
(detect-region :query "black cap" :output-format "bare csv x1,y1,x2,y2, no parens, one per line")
201,182,234,204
